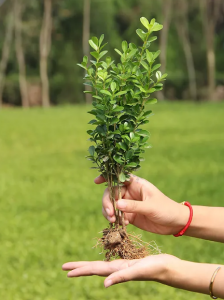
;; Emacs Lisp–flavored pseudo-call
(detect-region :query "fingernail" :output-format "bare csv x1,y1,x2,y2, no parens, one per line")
106,208,110,216
117,200,126,209
105,279,113,288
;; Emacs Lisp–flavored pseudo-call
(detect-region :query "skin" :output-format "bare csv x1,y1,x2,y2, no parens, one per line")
96,174,189,235
96,174,224,242
62,175,224,298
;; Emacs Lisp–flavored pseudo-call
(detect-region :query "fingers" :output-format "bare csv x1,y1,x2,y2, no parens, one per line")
116,199,148,215
62,261,89,270
62,260,128,278
104,265,138,288
102,186,127,222
67,262,112,277
102,188,115,219
102,206,116,223
94,175,106,184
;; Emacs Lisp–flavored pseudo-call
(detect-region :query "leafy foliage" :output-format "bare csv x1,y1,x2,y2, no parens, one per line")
79,17,167,184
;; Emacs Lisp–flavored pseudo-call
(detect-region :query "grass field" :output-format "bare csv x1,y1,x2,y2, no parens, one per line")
0,102,224,300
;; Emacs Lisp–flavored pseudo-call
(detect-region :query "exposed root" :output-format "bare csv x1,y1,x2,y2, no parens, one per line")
94,225,161,261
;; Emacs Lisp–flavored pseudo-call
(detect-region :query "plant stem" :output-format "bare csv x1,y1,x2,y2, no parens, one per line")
118,184,125,229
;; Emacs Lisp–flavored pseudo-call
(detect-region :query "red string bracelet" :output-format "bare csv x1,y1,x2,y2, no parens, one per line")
173,201,193,237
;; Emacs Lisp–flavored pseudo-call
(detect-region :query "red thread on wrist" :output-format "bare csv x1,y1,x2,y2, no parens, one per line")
173,201,193,237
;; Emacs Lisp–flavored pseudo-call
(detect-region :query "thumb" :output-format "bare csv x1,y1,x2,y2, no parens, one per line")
104,266,137,288
117,199,148,214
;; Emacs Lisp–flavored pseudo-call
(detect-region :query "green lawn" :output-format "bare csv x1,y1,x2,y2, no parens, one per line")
0,102,224,300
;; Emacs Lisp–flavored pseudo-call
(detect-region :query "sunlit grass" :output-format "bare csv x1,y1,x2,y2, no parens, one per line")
0,102,224,300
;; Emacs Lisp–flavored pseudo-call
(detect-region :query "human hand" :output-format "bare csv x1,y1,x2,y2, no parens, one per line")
62,254,179,288
95,175,189,235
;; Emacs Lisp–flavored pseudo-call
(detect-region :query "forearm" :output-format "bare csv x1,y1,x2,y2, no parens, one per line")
184,206,224,242
161,259,224,298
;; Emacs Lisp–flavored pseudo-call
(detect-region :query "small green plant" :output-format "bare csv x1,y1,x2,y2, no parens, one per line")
79,17,166,260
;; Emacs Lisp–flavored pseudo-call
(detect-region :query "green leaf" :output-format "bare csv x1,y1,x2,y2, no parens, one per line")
122,41,128,52
146,50,154,64
153,50,161,60
88,110,98,115
156,71,162,80
141,136,149,143
110,117,119,124
88,146,95,156
115,49,123,56
129,43,137,50
149,88,156,93
83,56,88,64
92,95,103,100
106,56,112,65
87,129,94,135
95,104,105,110
89,40,98,51
126,162,137,168
100,90,112,96
152,23,163,32
113,106,124,112
100,42,108,51
90,51,99,59
111,82,116,92
125,150,133,159
136,85,146,93
143,110,152,117
113,155,124,164
146,98,157,104
140,17,150,30
148,36,157,43
150,18,156,25
140,120,149,125
77,63,86,70
96,125,106,135
119,142,128,151
151,64,161,72
115,91,127,97
96,114,105,121
140,61,148,70
136,129,150,137
126,49,138,59
92,36,98,47
88,119,97,124
99,34,104,46
99,51,108,60
119,124,124,132
113,130,120,134
130,132,135,140
119,172,126,182
136,29,147,41
144,143,152,149
161,73,168,80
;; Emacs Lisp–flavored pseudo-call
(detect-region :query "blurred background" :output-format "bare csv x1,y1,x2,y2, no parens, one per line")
0,1,224,300
0,0,224,106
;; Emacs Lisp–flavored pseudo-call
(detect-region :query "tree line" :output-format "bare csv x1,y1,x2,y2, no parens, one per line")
0,0,224,107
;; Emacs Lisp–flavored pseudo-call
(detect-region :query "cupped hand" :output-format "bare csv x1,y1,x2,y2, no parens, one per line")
62,254,179,288
95,175,189,235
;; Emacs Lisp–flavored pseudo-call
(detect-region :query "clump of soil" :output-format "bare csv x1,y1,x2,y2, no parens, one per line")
95,225,160,261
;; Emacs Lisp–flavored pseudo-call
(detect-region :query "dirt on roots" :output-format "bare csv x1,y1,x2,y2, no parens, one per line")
95,225,160,261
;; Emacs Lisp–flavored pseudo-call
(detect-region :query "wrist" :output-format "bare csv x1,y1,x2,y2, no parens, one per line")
172,202,190,235
178,203,191,227
154,255,181,284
